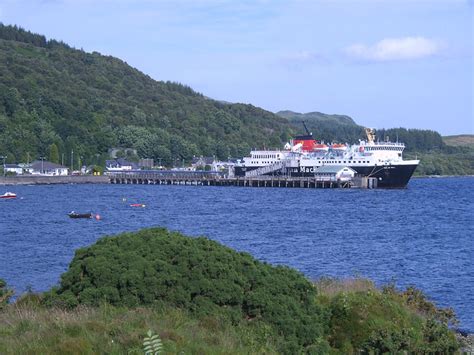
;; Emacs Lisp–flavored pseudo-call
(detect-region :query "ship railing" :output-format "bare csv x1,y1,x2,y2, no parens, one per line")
360,142,405,147
108,170,226,180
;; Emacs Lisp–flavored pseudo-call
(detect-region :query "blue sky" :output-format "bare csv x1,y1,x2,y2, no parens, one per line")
1,0,472,135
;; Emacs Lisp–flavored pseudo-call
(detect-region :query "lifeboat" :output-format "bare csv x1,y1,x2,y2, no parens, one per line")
130,203,146,208
313,143,329,152
331,143,347,152
0,192,16,199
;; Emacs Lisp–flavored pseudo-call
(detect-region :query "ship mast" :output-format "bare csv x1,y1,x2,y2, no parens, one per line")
365,128,375,143
302,121,312,136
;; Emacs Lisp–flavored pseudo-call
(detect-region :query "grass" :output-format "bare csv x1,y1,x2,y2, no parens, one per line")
443,134,474,148
0,296,278,354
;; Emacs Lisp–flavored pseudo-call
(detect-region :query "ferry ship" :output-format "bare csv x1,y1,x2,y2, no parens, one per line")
234,125,419,188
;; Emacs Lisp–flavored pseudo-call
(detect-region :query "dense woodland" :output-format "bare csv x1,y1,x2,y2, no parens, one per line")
0,24,472,174
0,24,291,167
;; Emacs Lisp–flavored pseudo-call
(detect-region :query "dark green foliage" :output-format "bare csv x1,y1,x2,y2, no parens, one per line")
0,279,13,309
0,24,291,166
320,280,459,353
48,143,59,163
407,149,474,176
52,228,328,352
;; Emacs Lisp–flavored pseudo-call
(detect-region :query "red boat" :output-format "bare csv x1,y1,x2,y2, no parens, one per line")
0,192,16,199
130,203,146,208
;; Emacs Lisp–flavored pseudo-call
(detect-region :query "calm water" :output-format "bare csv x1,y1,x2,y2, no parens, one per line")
1,177,473,331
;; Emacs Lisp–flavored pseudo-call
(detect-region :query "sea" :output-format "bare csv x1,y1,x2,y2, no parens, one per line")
1,177,473,331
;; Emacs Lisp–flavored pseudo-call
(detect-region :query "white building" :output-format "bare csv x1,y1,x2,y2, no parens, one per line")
3,164,23,175
26,160,69,176
105,158,139,172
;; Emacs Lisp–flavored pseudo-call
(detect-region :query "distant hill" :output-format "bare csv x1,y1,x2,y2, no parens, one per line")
0,24,292,166
443,135,474,148
277,110,365,143
276,110,358,126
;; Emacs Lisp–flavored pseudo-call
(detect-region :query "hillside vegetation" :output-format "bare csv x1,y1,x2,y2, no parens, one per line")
443,134,474,148
0,24,292,166
0,228,461,354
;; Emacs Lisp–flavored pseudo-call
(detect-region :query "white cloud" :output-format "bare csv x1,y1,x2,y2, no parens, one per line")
345,37,442,62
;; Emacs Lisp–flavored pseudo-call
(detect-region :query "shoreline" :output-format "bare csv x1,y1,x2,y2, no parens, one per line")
0,175,109,185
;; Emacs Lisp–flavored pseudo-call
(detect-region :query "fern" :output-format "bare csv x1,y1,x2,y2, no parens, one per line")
143,330,163,355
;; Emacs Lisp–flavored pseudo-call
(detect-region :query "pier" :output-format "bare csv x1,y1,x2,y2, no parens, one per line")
1,171,378,188
108,171,377,189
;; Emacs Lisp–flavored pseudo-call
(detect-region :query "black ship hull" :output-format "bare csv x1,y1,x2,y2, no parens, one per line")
234,163,418,188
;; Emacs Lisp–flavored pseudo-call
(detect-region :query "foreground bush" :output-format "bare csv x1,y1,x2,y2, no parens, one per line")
315,278,459,353
48,228,328,353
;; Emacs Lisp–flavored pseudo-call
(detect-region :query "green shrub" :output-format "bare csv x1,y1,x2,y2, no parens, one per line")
52,227,328,353
322,279,459,353
0,279,13,310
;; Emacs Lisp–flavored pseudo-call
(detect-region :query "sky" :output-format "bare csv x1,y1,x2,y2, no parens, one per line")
0,0,472,135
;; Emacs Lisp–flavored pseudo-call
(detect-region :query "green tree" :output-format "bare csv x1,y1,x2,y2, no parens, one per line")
49,143,59,164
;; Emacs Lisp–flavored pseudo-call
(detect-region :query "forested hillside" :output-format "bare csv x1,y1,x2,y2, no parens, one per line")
0,24,292,166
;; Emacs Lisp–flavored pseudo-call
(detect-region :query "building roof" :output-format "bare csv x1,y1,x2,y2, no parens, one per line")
4,164,21,168
315,165,356,174
192,156,216,165
30,160,68,170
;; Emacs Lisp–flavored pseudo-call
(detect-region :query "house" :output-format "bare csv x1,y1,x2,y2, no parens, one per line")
105,158,139,172
25,160,69,176
3,164,23,175
191,156,217,170
191,156,237,172
314,165,356,182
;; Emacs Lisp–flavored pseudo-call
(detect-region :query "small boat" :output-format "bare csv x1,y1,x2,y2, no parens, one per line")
68,211,92,219
0,192,16,199
130,203,146,208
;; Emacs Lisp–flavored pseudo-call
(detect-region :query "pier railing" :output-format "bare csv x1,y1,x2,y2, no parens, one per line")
106,170,378,189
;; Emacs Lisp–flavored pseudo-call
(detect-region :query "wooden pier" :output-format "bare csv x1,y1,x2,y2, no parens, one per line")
108,171,377,189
